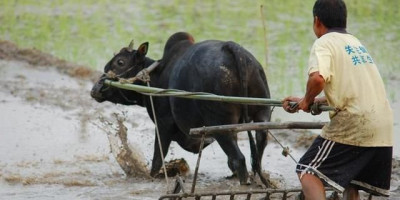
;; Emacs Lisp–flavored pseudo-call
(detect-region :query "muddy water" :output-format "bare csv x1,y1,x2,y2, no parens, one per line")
0,61,168,199
0,59,399,199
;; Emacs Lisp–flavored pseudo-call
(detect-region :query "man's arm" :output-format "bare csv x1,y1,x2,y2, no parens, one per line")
298,71,325,112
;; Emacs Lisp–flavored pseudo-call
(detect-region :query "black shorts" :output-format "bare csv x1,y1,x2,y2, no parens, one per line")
296,136,392,196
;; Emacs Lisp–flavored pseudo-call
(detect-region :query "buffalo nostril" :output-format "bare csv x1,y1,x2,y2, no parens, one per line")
90,90,98,99
90,91,106,103
90,90,100,99
91,82,106,101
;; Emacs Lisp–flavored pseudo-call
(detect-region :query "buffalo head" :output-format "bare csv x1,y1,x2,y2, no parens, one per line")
90,41,149,105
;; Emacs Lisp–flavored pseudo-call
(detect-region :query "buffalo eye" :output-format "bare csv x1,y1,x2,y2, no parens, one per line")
117,59,125,66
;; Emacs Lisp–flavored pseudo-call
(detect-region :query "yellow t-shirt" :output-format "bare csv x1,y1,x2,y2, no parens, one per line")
308,32,393,147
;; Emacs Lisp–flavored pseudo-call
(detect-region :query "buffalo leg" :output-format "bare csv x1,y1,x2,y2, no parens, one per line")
255,130,268,165
214,134,249,184
253,109,271,167
150,130,172,177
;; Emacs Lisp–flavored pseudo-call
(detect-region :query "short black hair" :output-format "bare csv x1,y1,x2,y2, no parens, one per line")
313,0,347,28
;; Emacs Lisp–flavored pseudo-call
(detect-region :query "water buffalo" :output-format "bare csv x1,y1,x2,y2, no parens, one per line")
91,32,271,184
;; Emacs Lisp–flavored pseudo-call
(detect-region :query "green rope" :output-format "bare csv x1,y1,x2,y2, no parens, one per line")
104,80,335,112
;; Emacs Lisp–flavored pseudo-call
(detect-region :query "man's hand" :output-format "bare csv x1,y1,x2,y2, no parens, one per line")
282,96,327,113
282,96,302,113
282,71,325,114
298,98,313,112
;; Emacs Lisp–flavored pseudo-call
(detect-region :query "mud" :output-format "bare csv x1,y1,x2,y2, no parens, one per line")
96,113,150,178
0,41,399,199
0,40,101,81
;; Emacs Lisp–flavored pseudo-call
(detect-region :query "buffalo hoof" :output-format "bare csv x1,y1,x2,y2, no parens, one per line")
225,173,237,180
226,173,250,185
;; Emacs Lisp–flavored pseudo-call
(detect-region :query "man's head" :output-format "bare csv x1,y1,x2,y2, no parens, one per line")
312,0,347,37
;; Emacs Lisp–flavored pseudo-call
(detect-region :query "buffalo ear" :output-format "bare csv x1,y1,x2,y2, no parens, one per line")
137,42,149,57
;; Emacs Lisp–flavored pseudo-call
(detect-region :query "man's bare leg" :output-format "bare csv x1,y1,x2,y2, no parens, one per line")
298,173,326,200
342,185,360,200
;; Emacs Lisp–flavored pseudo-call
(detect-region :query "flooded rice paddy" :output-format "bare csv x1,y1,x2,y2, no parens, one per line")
0,42,399,199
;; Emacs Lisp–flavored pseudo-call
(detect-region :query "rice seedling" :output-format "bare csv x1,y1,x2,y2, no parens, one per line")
0,0,398,97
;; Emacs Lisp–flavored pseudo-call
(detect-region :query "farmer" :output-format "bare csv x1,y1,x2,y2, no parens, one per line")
282,0,393,199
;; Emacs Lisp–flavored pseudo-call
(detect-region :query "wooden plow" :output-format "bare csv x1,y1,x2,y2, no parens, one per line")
159,121,336,200
159,187,305,200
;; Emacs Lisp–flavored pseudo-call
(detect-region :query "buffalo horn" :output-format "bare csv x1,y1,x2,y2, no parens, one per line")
127,40,134,52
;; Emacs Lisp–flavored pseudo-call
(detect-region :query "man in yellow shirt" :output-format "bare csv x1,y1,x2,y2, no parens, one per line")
282,0,393,199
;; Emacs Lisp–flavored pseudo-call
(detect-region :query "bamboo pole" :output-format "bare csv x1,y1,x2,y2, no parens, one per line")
260,4,268,73
189,121,327,136
104,80,335,111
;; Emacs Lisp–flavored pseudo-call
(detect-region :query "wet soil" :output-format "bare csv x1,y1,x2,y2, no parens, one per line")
0,40,399,199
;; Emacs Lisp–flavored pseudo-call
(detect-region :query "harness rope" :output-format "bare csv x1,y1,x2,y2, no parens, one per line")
147,81,170,187
266,108,344,193
268,129,343,192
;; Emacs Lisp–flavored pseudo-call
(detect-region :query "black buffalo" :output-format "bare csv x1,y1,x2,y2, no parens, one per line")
91,32,271,184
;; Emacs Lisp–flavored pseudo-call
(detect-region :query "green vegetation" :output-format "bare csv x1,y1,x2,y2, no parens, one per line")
1,0,399,97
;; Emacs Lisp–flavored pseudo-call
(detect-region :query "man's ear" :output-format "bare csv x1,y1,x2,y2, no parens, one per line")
137,42,149,57
314,16,326,29
314,16,320,26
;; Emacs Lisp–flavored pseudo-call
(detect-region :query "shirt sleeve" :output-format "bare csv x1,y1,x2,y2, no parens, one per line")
307,39,332,83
